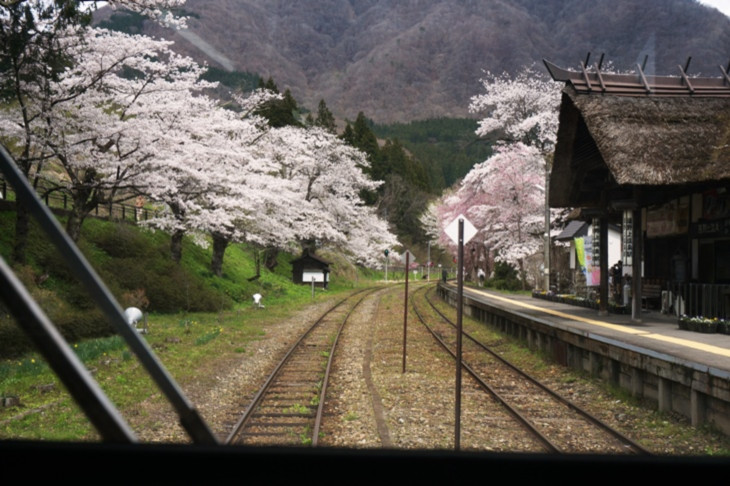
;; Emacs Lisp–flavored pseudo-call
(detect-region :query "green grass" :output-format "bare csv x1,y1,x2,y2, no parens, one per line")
0,207,375,357
0,288,357,441
0,203,383,440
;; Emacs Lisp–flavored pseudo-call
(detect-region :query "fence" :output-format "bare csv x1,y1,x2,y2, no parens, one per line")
0,179,157,223
666,281,730,320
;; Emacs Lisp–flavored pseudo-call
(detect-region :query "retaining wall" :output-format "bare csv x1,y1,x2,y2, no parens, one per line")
437,284,730,437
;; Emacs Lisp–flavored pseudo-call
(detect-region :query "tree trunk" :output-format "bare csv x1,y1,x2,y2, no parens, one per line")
211,232,229,277
65,205,88,243
170,229,184,264
264,247,279,271
518,258,527,291
168,201,186,263
251,247,261,280
65,173,99,243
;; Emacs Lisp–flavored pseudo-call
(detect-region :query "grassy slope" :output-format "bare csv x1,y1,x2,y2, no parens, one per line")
0,206,383,441
0,209,375,358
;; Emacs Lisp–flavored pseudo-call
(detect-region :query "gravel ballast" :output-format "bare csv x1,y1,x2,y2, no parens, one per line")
136,284,730,455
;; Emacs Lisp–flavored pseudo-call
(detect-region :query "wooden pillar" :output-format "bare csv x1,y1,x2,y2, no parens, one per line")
632,208,643,322
599,215,609,316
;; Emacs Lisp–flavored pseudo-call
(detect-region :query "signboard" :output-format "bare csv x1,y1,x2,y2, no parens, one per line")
303,270,325,283
591,218,600,265
622,210,633,266
401,250,416,264
445,214,477,245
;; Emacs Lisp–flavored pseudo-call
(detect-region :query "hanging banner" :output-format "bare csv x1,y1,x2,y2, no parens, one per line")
575,236,600,286
575,237,587,272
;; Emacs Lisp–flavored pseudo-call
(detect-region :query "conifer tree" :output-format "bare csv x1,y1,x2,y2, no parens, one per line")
314,99,336,133
340,123,355,145
255,79,301,127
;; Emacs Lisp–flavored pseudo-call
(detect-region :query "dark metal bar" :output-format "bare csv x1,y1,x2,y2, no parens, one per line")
545,58,730,97
580,61,593,92
720,64,730,86
0,144,218,445
594,63,607,92
0,256,137,443
402,251,409,374
455,219,464,451
636,63,652,94
678,64,695,94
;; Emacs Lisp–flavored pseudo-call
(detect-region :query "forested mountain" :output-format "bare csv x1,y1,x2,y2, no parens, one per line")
99,0,730,124
91,0,730,248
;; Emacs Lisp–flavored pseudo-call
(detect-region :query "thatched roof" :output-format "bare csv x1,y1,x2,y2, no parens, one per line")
546,60,730,208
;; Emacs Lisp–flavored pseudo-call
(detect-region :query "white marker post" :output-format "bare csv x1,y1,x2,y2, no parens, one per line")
444,214,476,452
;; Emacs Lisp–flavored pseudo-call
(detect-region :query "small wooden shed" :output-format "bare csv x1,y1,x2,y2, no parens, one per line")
291,251,331,288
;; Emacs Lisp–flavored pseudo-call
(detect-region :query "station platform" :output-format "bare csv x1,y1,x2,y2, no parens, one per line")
438,283,730,434
459,286,730,375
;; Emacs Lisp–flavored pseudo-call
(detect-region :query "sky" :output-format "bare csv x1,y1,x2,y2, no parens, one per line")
699,0,730,16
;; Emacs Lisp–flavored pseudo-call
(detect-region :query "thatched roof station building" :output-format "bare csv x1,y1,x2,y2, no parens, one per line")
544,58,730,321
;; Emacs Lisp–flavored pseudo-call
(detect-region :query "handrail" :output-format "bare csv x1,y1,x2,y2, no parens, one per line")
0,144,218,445
0,178,158,223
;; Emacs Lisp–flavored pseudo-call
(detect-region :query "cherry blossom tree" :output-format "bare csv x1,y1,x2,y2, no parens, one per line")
469,65,560,154
249,125,398,268
0,0,189,261
438,143,545,285
1,26,218,242
441,143,545,287
1,0,399,277
140,88,279,264
143,112,399,277
468,65,561,289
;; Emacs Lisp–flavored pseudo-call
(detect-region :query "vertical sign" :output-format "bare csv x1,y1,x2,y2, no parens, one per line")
591,217,600,268
623,210,633,267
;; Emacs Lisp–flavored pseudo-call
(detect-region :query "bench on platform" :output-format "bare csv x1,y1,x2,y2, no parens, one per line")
641,283,662,310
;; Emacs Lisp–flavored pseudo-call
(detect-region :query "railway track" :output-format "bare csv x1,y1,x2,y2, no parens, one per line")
412,285,652,455
225,288,376,447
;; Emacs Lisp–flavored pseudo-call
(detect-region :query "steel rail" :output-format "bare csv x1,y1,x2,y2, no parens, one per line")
312,288,379,446
424,285,652,455
225,288,374,445
411,285,561,453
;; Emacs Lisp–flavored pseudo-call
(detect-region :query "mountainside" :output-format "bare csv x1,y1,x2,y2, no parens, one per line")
122,0,730,123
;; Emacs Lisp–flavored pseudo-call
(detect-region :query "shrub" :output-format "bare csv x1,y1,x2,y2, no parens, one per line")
487,261,522,291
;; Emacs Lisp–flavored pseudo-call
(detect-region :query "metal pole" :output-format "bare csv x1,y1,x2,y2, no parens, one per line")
455,219,464,451
403,251,409,373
